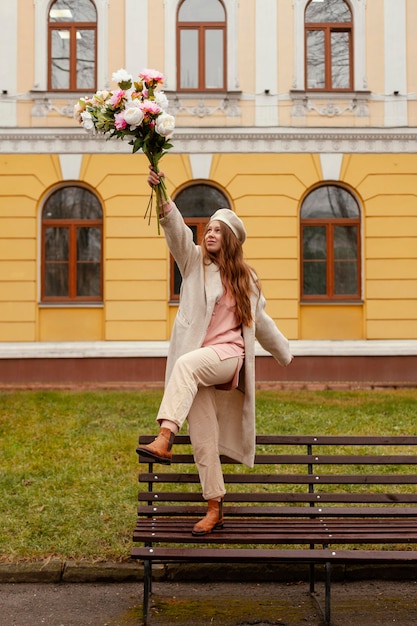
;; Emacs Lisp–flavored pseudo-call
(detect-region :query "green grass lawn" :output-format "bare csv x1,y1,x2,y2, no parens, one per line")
1,388,416,563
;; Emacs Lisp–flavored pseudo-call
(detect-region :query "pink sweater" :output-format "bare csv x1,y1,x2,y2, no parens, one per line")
202,288,244,389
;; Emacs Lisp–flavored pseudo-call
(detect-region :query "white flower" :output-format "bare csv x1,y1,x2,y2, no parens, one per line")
81,111,95,131
124,105,144,129
155,112,175,139
155,91,169,111
112,68,133,85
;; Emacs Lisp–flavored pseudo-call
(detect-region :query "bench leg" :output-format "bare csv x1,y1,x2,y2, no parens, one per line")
309,562,316,594
325,560,331,626
142,559,152,626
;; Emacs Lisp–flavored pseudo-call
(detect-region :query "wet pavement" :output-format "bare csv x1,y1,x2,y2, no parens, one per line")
2,579,417,626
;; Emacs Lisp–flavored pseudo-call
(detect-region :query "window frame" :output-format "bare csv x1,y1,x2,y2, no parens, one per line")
41,189,103,304
176,4,227,92
300,187,361,302
47,6,97,92
304,1,353,92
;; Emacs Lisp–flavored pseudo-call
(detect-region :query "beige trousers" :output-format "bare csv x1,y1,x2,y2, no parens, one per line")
156,347,239,500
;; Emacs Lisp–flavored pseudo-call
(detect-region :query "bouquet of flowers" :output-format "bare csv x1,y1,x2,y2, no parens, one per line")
74,68,175,232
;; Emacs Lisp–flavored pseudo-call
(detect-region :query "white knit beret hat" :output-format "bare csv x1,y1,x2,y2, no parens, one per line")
209,208,247,244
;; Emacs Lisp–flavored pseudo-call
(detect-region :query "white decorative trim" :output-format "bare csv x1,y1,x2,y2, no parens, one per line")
1,340,417,359
292,0,367,92
33,0,109,92
2,126,417,154
189,154,213,179
255,0,278,126
164,0,239,91
319,154,343,181
59,154,83,180
384,0,407,126
125,0,147,78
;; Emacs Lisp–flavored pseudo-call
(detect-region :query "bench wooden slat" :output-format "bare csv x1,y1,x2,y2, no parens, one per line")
138,435,417,446
137,504,417,517
132,546,417,563
139,472,417,485
138,452,417,465
138,491,417,504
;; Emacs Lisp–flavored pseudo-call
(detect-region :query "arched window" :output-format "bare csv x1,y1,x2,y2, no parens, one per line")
305,0,353,91
301,185,361,300
170,184,231,301
48,0,97,91
177,0,226,91
41,186,103,302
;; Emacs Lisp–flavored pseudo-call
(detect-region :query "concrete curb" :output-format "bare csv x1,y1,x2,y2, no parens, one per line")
1,560,416,585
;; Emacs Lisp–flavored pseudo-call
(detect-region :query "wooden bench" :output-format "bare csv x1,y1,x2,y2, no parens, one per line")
132,435,417,625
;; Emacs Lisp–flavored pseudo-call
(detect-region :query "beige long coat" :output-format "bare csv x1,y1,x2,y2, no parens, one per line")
160,203,292,467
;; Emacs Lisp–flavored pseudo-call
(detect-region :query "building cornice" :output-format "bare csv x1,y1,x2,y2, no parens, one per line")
1,127,417,154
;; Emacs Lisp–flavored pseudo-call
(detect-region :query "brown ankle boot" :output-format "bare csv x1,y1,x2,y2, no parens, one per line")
136,428,175,465
192,498,224,536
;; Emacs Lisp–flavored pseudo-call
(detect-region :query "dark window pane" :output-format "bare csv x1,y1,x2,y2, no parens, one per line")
306,0,351,23
44,187,102,220
45,263,69,297
180,30,199,89
205,30,223,89
51,30,70,90
45,227,69,261
301,186,359,219
303,225,326,260
331,31,350,88
77,227,101,261
307,30,325,89
179,0,225,22
77,263,101,296
334,226,357,260
303,261,327,295
76,30,95,90
334,261,358,295
49,0,96,22
175,184,230,217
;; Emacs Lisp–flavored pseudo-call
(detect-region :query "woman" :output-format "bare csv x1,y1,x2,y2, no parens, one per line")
137,167,293,536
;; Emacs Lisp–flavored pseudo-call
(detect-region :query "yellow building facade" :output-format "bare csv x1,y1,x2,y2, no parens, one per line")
0,0,416,384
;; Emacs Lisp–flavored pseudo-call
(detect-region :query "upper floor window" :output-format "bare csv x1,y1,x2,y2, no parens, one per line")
305,0,353,91
41,186,103,302
177,0,226,91
48,0,97,91
301,185,361,301
170,183,231,301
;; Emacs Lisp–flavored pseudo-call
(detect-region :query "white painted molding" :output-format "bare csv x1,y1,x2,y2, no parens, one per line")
319,154,343,180
0,340,416,359
189,154,213,179
2,126,417,153
59,154,83,180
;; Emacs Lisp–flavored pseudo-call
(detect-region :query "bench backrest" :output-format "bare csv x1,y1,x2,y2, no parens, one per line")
136,435,417,517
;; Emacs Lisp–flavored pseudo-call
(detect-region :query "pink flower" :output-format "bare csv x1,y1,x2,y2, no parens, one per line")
114,112,127,130
109,89,125,108
139,69,164,86
140,100,161,116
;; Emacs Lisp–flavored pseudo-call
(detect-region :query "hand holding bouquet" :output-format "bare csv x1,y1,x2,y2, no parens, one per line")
74,68,175,232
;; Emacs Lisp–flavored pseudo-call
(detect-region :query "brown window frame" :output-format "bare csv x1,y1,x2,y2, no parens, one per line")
176,21,227,92
41,217,103,303
170,218,209,302
305,19,353,92
300,215,361,302
48,21,97,92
